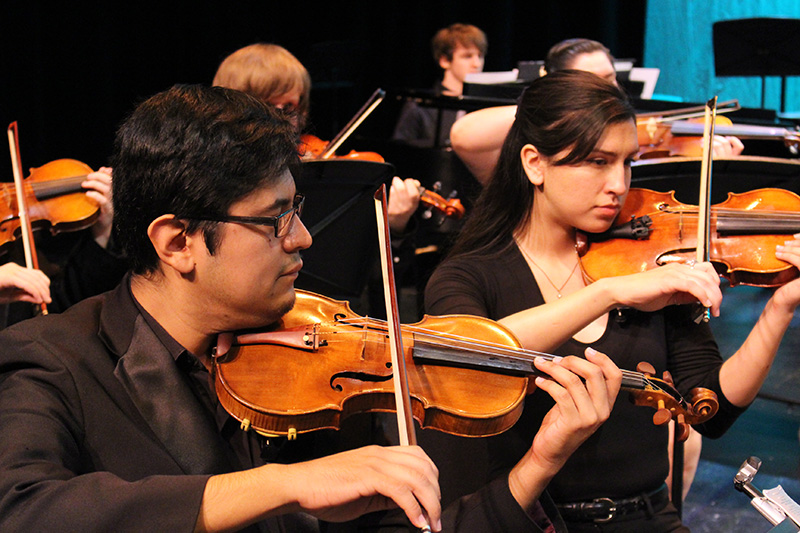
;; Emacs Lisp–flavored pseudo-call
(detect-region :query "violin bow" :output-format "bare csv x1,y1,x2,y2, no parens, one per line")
322,88,385,159
374,185,432,533
694,97,717,323
636,98,739,122
374,185,416,445
7,122,47,315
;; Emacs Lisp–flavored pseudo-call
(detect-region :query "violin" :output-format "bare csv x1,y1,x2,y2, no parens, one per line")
417,186,465,219
299,133,385,162
581,97,800,289
576,187,800,287
298,88,387,163
637,101,800,159
1,158,100,254
213,289,718,441
297,135,464,220
637,115,736,159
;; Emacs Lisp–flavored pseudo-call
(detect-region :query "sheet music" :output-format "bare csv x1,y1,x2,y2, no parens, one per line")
765,486,800,526
464,70,519,84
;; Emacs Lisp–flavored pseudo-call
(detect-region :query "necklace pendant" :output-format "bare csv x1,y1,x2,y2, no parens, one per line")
557,293,562,299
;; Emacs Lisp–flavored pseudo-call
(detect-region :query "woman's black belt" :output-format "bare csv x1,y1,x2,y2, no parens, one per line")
555,484,670,523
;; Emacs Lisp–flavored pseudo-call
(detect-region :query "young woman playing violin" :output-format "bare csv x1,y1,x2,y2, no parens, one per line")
425,70,800,532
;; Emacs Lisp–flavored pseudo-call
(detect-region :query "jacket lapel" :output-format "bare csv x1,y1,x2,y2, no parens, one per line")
102,281,232,476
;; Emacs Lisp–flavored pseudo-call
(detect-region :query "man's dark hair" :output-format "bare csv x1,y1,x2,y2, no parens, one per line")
112,84,299,275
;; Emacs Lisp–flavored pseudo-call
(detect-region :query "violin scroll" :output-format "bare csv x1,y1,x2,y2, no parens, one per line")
629,362,719,442
686,387,720,421
419,187,465,219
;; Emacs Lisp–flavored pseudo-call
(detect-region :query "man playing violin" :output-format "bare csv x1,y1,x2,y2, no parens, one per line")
0,84,623,532
450,38,745,185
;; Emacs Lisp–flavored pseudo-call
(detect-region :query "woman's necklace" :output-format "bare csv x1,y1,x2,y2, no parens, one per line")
517,244,580,299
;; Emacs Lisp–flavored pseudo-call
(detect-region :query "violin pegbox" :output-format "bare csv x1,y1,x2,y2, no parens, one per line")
631,362,707,442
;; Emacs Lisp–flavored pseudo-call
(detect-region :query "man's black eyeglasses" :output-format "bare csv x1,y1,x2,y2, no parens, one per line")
184,194,304,238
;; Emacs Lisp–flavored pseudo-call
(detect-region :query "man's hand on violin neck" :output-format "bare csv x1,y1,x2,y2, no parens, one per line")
83,167,114,248
280,445,443,531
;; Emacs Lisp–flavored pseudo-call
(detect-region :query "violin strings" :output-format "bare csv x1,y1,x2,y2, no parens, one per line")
656,207,800,220
31,175,89,194
311,317,652,386
321,332,655,391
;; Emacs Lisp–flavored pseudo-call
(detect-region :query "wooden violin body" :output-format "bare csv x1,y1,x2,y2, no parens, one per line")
214,290,718,440
215,290,528,438
637,115,800,159
1,158,99,253
578,187,800,287
299,134,385,162
637,115,734,159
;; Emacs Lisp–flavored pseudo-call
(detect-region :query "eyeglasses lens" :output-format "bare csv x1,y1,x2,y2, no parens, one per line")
276,196,304,238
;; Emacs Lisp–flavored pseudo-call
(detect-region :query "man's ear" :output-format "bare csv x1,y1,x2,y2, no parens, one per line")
147,215,201,274
438,54,452,71
520,144,545,186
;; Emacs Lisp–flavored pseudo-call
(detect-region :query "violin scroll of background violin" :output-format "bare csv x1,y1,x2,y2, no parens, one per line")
418,185,465,220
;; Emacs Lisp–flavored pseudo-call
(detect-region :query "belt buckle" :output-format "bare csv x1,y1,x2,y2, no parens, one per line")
592,497,617,523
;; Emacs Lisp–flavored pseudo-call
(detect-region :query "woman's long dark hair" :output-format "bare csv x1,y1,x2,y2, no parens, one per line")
448,70,636,259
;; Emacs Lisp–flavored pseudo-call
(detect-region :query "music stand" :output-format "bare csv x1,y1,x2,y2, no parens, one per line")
516,60,544,81
713,18,800,112
294,159,395,298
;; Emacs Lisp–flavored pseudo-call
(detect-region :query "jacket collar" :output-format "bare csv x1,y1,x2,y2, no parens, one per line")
100,277,233,475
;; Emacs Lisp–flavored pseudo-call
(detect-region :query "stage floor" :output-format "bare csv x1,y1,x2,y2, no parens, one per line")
684,458,800,532
686,284,800,530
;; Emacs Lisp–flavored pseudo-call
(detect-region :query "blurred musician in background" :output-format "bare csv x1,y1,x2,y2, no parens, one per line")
213,43,421,238
392,23,487,148
213,43,311,130
450,38,744,185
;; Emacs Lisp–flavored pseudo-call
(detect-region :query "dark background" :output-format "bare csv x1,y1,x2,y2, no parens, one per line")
0,1,645,173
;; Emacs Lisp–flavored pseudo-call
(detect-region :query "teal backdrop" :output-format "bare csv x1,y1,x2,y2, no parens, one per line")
644,1,800,115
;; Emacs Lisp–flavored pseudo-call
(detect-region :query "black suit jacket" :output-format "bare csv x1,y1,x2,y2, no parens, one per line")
0,281,561,532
